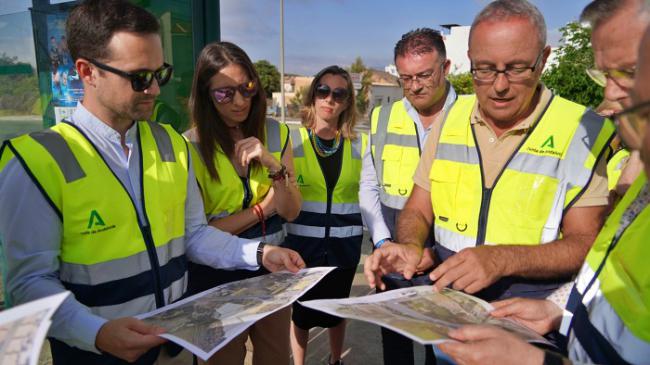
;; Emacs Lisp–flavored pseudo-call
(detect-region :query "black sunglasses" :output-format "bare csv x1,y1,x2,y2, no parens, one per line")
88,59,173,92
211,81,258,104
315,84,349,103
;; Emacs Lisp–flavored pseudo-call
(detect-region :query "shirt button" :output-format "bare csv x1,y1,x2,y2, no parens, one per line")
489,137,495,143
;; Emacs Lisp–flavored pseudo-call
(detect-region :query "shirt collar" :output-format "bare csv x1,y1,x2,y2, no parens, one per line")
402,81,458,128
71,102,138,144
471,84,553,133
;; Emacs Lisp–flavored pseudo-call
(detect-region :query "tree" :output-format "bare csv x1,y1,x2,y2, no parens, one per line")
288,86,308,118
448,72,474,95
542,22,603,108
253,60,280,98
349,56,372,116
0,53,39,116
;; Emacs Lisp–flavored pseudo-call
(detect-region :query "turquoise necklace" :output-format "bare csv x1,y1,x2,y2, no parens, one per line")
309,128,341,157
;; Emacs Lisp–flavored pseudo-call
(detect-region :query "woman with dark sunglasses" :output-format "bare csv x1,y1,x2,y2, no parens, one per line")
283,65,367,365
183,41,302,365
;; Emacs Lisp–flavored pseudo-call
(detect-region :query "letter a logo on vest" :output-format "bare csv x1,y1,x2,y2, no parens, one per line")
541,135,555,149
87,210,106,229
297,174,305,185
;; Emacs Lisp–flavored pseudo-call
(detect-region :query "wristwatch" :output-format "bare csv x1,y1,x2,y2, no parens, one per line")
256,242,266,266
375,238,391,249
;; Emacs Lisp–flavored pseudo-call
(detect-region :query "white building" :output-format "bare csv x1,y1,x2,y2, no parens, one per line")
367,69,403,112
441,24,558,74
442,24,471,74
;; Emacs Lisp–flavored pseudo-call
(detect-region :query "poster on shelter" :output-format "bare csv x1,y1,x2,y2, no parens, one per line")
46,13,82,110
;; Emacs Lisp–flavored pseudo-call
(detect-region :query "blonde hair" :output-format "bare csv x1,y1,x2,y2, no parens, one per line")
301,65,358,140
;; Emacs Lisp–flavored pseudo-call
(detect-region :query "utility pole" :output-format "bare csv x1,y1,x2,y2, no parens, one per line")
279,0,286,123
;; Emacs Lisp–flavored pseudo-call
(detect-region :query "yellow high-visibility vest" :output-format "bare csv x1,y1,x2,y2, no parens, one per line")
186,118,289,243
562,173,650,363
429,94,614,251
1,121,188,319
607,147,630,191
284,127,366,267
370,100,421,209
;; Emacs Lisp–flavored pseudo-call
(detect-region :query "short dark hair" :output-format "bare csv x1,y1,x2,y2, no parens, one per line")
581,0,649,29
66,0,159,62
394,28,447,62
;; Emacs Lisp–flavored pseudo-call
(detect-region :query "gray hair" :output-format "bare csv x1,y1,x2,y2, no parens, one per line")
469,0,547,49
580,0,650,30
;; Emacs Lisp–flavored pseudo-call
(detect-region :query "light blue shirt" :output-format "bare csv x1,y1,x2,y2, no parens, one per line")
359,83,457,244
0,102,260,352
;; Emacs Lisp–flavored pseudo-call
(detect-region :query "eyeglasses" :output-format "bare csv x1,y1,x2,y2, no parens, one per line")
612,100,650,150
89,59,173,92
211,81,258,104
315,84,349,103
471,51,544,82
586,68,635,89
398,62,445,89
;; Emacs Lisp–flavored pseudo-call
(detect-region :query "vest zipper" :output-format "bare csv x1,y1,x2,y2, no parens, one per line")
413,121,422,155
139,224,165,308
136,128,165,308
469,96,551,247
475,188,492,245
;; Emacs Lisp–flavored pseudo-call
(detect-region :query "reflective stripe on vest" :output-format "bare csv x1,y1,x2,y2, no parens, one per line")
287,127,365,239
3,121,188,319
607,148,630,191
370,88,457,210
430,94,614,252
370,101,419,209
561,174,650,364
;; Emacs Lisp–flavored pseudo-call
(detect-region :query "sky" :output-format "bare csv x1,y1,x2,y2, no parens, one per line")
2,0,592,74
220,0,593,75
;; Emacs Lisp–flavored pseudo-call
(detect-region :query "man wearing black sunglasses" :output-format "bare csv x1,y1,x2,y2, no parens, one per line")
0,1,304,364
360,27,456,365
366,0,613,351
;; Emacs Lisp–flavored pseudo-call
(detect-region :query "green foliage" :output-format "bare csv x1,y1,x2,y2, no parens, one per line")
448,72,474,95
0,53,39,116
349,56,372,115
253,60,280,98
541,22,603,108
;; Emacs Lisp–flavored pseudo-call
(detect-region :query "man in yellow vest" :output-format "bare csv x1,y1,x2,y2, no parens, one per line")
0,1,304,364
437,19,650,365
360,28,456,365
365,0,612,323
583,0,650,200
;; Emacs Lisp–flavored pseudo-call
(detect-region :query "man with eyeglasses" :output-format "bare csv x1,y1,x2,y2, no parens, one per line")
365,0,613,342
582,0,650,201
359,28,456,365
436,22,650,365
0,1,304,364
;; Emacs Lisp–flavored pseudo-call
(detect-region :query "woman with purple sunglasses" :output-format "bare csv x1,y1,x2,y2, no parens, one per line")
183,41,302,365
283,65,367,365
